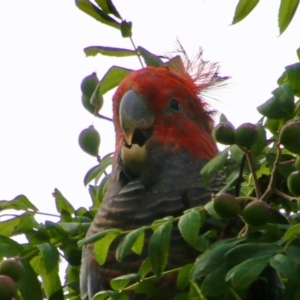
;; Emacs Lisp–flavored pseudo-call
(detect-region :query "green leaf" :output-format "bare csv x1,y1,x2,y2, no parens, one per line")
93,290,120,300
297,48,300,60
176,264,193,291
149,221,172,277
225,243,281,266
78,228,120,248
52,188,75,215
116,227,145,262
0,235,23,257
84,154,113,186
270,254,297,280
178,210,201,246
284,223,300,240
15,212,39,234
137,46,163,67
37,243,60,274
278,0,300,34
0,194,38,211
99,66,132,96
138,258,151,279
84,46,136,57
18,259,43,300
200,148,229,185
257,83,295,119
285,62,300,97
94,230,121,265
226,255,270,289
110,273,140,290
201,262,230,296
131,227,145,255
75,0,120,29
232,0,260,24
94,0,121,18
0,216,20,236
41,265,63,300
190,239,243,280
120,21,132,38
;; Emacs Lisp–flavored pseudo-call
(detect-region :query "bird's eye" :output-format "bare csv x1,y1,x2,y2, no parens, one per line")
169,99,181,111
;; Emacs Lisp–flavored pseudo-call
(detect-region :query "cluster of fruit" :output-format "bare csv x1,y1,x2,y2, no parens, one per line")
213,193,271,227
213,120,300,226
0,258,25,300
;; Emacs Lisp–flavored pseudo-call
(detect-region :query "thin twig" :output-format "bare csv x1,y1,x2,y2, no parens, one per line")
274,188,297,202
96,114,112,122
130,37,144,68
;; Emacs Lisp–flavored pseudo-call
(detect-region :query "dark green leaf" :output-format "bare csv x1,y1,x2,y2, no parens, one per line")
84,154,113,186
178,210,201,246
201,262,230,296
99,66,132,95
232,0,259,24
75,0,120,29
297,48,300,60
0,235,22,256
270,254,297,280
284,223,300,240
149,221,172,277
190,239,243,279
176,264,193,291
285,62,300,97
278,0,300,34
116,227,145,262
84,46,136,57
37,243,60,274
285,245,300,264
137,46,163,67
94,0,121,18
110,273,140,290
0,194,38,211
278,70,288,85
226,255,270,289
120,21,132,38
53,188,75,215
18,259,43,300
94,230,121,265
257,83,295,119
225,243,281,266
200,148,229,185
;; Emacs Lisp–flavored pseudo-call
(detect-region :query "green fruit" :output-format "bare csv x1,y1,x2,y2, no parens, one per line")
0,275,18,300
213,122,235,145
81,94,97,115
0,258,25,282
80,72,99,98
213,193,240,219
279,122,300,154
287,171,300,196
235,123,259,148
78,126,100,157
295,157,300,170
242,201,271,226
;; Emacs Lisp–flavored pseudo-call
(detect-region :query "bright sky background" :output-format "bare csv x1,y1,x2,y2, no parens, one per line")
0,0,300,218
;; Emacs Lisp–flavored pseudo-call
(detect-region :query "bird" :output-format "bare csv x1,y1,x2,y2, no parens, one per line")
79,53,238,300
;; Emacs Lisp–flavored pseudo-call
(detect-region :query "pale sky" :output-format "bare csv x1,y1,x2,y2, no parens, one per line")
0,0,299,218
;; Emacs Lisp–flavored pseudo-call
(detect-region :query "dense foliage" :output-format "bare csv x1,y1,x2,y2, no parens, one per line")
1,0,300,299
